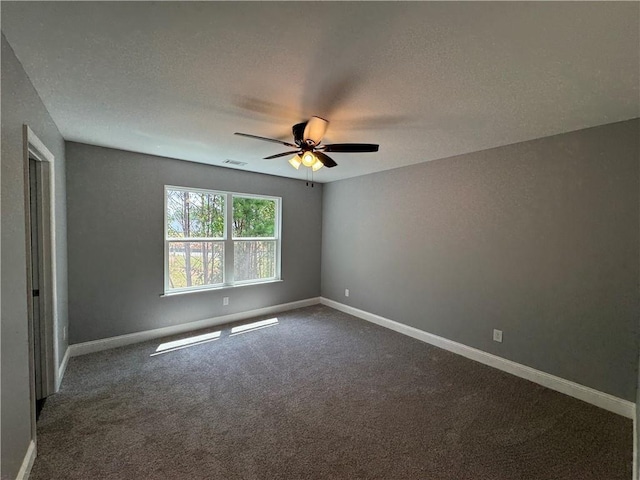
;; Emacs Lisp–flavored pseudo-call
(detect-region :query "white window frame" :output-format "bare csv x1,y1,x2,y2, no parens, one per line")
164,185,282,294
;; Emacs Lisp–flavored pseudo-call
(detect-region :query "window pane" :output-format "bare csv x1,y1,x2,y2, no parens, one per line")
168,242,224,289
233,197,276,238
234,241,276,282
167,190,225,238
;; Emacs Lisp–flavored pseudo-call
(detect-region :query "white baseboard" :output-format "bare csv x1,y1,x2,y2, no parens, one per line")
57,347,70,391
633,411,637,480
16,440,36,480
69,297,321,358
320,297,635,419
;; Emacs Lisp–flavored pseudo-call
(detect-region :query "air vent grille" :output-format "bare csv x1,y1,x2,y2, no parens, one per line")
223,159,247,166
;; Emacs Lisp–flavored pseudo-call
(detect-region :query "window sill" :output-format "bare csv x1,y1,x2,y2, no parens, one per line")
160,279,283,297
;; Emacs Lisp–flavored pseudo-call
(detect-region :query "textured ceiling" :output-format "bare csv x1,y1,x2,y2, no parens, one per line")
2,2,638,183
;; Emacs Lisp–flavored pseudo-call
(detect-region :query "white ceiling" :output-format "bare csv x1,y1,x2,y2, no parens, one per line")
2,2,638,183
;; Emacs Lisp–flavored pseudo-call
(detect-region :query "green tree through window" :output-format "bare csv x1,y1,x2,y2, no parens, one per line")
233,197,275,237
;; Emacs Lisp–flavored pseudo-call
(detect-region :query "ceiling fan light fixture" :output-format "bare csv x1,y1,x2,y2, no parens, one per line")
289,155,302,170
311,158,324,171
302,152,316,167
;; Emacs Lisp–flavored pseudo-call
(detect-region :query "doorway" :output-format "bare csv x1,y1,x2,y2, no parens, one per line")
23,125,58,433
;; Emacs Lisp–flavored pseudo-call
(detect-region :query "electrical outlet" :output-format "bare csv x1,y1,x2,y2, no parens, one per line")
493,329,503,343
63,326,68,341
345,289,350,297
223,297,229,306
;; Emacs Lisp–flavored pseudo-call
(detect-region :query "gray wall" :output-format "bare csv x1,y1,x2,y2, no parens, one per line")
322,119,639,401
65,142,322,344
1,34,69,479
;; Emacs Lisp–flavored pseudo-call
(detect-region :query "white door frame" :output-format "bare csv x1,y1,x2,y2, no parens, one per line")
22,125,59,438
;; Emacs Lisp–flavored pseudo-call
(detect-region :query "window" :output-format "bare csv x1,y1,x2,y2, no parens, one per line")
165,186,280,293
233,195,278,283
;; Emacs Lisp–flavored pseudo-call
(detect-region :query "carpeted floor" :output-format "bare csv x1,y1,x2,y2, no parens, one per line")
32,305,632,479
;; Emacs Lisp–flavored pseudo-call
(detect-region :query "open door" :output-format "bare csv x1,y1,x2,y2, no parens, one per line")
29,158,50,417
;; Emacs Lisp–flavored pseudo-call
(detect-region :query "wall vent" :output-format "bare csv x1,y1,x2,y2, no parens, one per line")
223,159,248,166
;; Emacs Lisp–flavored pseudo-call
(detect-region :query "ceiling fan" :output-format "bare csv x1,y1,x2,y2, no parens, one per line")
234,116,379,171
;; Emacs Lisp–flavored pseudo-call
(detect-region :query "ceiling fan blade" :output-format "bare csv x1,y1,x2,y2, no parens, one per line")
292,122,307,146
303,116,329,145
234,132,297,148
263,150,300,160
322,143,379,153
314,151,338,168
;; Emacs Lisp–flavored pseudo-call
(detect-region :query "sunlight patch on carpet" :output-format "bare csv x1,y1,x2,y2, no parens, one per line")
151,331,222,356
230,318,279,336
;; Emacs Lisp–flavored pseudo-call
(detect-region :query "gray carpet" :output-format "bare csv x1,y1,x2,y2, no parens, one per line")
32,305,632,479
